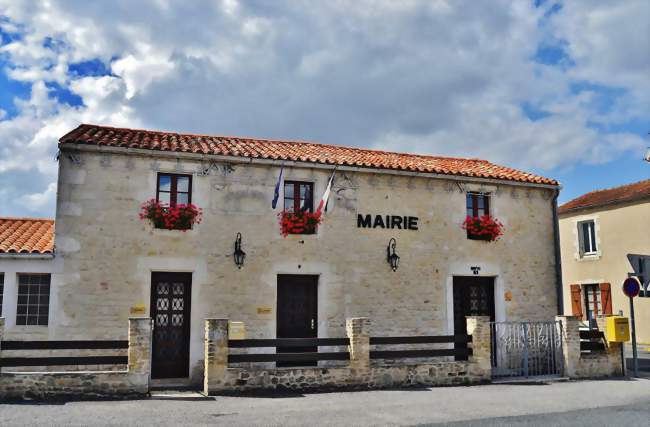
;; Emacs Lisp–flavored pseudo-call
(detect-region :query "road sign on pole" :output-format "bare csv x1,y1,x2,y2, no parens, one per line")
623,277,641,377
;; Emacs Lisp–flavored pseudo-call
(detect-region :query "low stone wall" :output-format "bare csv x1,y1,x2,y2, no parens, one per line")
204,316,492,394
0,371,146,399
0,318,152,399
219,361,475,392
556,315,624,379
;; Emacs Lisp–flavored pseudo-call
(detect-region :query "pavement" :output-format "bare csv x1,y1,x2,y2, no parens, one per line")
1,378,650,426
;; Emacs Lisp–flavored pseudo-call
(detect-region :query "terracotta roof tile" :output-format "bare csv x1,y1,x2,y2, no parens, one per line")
59,124,558,186
559,179,650,214
0,217,54,254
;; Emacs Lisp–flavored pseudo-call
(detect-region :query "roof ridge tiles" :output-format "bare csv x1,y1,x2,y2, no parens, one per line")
58,123,559,186
65,123,493,163
559,178,650,213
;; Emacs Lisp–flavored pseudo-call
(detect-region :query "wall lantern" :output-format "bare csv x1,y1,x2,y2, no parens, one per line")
233,232,246,269
386,237,400,272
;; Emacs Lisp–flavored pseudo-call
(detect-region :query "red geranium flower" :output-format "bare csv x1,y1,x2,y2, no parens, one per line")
277,209,322,237
140,200,203,231
462,215,504,242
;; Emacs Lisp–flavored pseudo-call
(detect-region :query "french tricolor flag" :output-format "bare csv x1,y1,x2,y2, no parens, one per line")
315,169,336,216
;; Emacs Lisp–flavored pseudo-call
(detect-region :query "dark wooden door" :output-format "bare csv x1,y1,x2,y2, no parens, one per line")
151,272,192,379
277,274,318,367
453,276,495,360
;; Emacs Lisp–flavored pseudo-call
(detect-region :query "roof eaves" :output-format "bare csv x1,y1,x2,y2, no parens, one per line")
559,194,650,215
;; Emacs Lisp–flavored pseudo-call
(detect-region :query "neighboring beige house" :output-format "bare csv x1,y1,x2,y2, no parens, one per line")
0,218,57,338
47,124,561,386
559,179,650,341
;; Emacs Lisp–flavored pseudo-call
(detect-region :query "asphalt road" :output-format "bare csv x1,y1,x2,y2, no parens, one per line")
1,378,649,426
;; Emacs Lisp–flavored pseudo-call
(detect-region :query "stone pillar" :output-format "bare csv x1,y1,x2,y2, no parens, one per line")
595,316,624,376
346,317,370,374
556,315,581,378
128,317,153,391
466,316,491,381
204,318,229,395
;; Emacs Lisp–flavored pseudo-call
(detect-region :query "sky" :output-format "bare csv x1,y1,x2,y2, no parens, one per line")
0,0,648,218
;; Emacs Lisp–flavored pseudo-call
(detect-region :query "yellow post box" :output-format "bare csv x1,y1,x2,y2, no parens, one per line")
605,316,630,342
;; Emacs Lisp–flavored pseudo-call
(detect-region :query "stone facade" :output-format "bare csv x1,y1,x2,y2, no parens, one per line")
555,315,623,379
51,146,559,385
0,318,151,399
204,316,491,394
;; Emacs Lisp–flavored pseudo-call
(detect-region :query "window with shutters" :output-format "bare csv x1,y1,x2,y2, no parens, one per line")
578,220,598,257
16,273,50,326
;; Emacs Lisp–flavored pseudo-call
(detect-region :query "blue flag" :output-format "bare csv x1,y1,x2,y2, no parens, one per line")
271,165,284,209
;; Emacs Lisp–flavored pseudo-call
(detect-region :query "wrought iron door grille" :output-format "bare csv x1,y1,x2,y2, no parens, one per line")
490,321,563,379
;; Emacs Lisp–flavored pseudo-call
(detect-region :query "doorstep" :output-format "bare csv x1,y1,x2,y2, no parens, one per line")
150,377,196,391
149,390,211,401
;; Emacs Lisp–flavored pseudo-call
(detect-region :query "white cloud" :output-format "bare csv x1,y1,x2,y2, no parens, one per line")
0,0,647,217
17,182,56,213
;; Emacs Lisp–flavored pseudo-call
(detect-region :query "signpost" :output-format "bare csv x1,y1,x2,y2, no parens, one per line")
622,277,641,377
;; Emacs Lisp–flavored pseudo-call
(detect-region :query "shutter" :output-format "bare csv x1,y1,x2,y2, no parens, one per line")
577,223,585,256
570,284,583,319
600,283,612,315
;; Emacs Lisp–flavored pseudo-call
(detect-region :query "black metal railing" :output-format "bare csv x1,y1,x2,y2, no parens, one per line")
579,330,605,353
227,334,473,364
370,335,473,359
0,340,128,367
228,338,349,363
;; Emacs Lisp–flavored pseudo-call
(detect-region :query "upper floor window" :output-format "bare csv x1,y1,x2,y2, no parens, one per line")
578,220,597,256
16,273,50,326
157,173,192,206
466,193,490,218
284,181,313,213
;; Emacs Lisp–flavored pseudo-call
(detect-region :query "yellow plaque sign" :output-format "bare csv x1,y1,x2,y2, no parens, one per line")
229,321,246,340
257,306,272,314
130,303,146,315
504,291,513,302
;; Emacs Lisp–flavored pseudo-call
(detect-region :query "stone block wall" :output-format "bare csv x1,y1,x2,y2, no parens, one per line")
556,315,623,379
0,318,152,399
53,149,559,385
204,316,492,394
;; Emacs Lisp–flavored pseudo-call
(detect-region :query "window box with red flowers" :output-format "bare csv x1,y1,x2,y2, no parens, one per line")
140,199,203,231
462,215,504,242
278,210,322,237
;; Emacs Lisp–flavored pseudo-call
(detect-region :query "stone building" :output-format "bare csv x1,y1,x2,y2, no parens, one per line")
0,217,56,338
46,124,561,386
559,179,650,341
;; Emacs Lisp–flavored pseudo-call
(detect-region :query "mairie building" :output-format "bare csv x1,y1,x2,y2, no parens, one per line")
9,124,561,385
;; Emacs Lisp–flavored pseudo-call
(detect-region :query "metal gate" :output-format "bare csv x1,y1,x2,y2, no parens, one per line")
490,321,563,379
